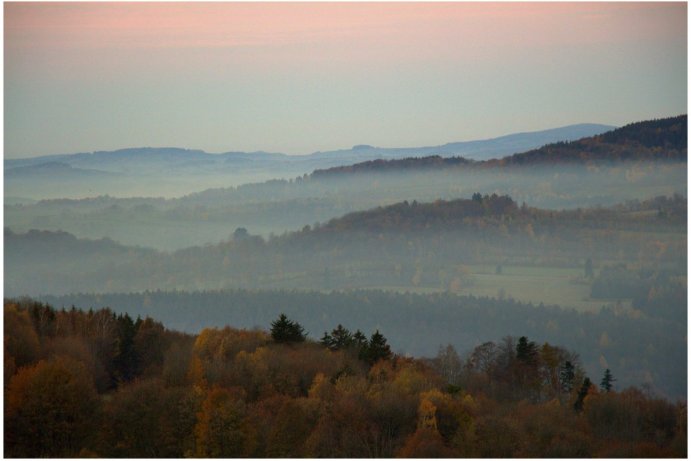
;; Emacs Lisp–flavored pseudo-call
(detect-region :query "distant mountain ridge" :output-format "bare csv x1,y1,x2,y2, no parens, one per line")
312,115,686,177
308,123,615,161
10,118,688,200
5,123,614,173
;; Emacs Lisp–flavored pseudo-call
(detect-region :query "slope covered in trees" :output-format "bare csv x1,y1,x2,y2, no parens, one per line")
39,285,687,400
312,115,687,177
4,300,686,458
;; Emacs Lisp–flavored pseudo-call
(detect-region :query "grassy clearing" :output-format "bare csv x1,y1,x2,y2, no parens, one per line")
370,265,625,312
458,264,624,312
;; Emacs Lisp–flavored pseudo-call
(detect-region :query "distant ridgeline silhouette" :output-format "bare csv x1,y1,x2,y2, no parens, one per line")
312,115,687,177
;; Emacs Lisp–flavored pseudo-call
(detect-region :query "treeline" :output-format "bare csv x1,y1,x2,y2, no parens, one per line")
313,115,687,177
39,287,687,399
6,194,686,297
590,264,687,321
4,300,686,458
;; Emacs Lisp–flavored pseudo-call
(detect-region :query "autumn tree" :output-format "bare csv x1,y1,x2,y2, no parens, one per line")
100,378,198,457
397,427,454,457
194,387,252,457
5,356,100,457
265,397,319,457
430,344,463,387
4,303,41,381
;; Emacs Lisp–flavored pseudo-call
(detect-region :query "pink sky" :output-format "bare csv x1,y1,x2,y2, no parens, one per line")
7,3,683,74
4,2,687,157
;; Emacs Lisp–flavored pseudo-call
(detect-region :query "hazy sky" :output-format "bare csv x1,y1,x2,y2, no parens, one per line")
4,2,687,158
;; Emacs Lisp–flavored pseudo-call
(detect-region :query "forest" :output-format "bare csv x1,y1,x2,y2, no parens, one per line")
38,282,687,400
4,300,686,458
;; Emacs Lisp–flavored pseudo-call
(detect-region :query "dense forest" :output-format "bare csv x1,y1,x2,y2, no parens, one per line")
38,284,687,400
4,300,686,458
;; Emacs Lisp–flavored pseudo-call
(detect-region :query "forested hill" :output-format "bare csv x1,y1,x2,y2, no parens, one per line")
312,115,687,177
311,193,686,235
5,299,686,457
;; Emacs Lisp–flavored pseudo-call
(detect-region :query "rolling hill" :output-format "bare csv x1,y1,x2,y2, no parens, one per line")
5,123,614,200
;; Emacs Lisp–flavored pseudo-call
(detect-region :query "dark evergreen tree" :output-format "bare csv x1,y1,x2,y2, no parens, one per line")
574,377,592,412
322,324,357,351
113,313,139,383
329,324,354,350
353,330,368,347
270,313,306,343
516,336,538,366
319,331,333,348
600,368,616,392
560,360,576,394
361,330,392,365
232,227,249,241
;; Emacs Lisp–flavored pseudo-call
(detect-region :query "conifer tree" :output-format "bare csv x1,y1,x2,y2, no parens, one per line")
600,368,616,393
353,330,368,347
560,360,576,394
329,324,354,350
319,331,333,348
516,336,538,365
270,313,306,343
361,330,392,365
574,377,592,412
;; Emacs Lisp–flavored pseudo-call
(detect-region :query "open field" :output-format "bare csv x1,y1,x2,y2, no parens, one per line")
374,264,630,312
462,265,628,312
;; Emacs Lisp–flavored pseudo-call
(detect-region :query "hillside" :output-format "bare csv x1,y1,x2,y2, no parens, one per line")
312,115,686,177
4,299,687,458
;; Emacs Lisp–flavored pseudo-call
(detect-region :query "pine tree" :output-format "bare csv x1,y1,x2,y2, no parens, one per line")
113,313,139,383
319,331,333,349
600,368,616,392
329,324,354,350
560,360,576,394
270,314,306,343
361,330,392,365
574,377,592,412
516,336,538,366
353,330,368,347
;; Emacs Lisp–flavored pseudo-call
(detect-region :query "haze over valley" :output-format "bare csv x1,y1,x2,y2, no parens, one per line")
4,2,686,458
5,116,687,402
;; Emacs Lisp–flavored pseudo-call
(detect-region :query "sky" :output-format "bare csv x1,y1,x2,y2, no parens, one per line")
4,2,688,158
